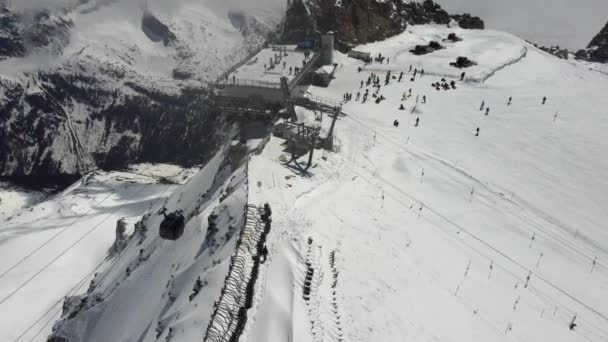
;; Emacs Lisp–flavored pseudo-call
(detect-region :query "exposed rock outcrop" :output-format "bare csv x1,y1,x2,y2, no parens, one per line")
142,12,176,46
281,0,484,52
576,21,608,63
451,13,484,30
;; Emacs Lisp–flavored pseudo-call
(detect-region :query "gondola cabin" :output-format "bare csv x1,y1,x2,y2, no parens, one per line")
159,209,186,240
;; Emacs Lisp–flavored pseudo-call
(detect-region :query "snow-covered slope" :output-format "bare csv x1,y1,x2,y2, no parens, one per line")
45,144,257,342
242,26,608,342
0,164,198,342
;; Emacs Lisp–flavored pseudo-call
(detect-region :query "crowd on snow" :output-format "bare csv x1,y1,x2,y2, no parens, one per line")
340,53,550,137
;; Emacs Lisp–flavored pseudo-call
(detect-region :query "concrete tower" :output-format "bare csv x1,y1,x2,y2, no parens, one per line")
320,31,335,65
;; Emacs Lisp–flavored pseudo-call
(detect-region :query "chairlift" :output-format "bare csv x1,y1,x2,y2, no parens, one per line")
159,208,186,240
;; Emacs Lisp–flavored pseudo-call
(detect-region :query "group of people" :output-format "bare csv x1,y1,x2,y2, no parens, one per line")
261,51,313,79
343,93,354,102
432,78,457,91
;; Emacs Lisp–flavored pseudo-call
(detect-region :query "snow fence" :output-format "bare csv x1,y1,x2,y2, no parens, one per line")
203,204,272,342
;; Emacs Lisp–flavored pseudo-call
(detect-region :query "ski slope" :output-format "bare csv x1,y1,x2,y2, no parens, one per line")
0,165,196,342
244,25,608,342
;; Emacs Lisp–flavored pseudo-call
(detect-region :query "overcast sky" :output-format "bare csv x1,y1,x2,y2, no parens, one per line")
434,0,608,50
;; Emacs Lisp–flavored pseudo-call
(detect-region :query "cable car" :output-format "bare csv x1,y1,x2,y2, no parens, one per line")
159,208,185,240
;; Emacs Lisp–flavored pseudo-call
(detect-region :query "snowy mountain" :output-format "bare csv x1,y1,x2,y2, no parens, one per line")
0,0,284,186
35,24,608,342
2,1,608,342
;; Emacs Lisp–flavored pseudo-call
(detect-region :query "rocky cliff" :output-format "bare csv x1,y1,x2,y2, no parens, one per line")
576,21,608,63
282,0,484,51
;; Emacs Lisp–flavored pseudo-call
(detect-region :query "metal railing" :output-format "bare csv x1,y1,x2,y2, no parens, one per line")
288,52,321,90
216,78,282,89
293,94,342,112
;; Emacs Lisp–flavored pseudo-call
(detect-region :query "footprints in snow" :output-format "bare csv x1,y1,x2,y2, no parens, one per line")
302,237,344,342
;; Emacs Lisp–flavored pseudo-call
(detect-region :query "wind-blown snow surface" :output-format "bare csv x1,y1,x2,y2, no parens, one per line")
0,183,46,221
244,26,608,342
0,165,197,342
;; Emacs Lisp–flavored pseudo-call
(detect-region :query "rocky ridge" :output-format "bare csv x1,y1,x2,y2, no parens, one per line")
282,0,484,51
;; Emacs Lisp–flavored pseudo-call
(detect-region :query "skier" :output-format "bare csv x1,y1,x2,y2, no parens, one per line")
475,127,480,136
542,96,547,105
421,68,425,76
415,117,420,127
409,88,412,96
409,64,412,72
480,101,485,111
485,107,490,116
399,103,405,110
393,119,400,127
569,315,577,331
422,95,426,104
399,72,403,82
358,66,362,73
189,277,205,301
361,80,364,88
508,96,512,105
460,71,466,81
387,57,390,63
356,92,361,101
414,68,418,77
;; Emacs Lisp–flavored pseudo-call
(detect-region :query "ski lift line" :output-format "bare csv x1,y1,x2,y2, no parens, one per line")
12,192,164,342
13,262,101,342
344,112,607,271
0,163,189,282
350,116,601,268
26,306,62,342
351,161,608,339
0,191,116,281
346,161,608,339
0,182,158,307
342,153,608,324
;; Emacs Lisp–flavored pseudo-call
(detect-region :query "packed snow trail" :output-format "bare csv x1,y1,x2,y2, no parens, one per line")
244,25,608,342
